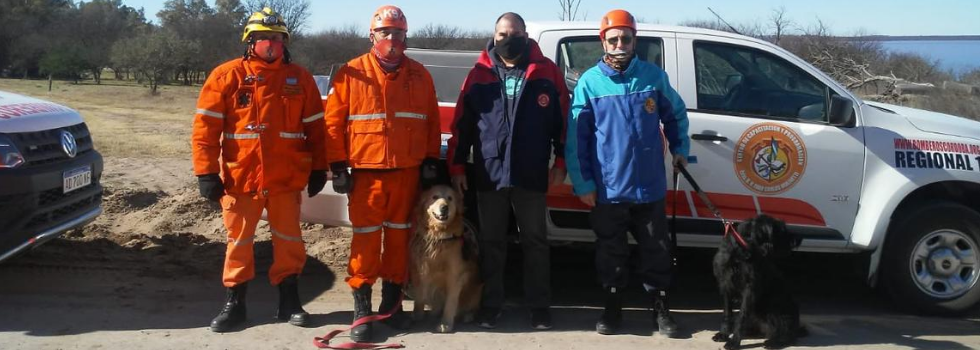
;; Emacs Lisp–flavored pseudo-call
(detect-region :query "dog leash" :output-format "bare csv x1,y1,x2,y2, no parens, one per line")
313,294,406,349
675,165,749,249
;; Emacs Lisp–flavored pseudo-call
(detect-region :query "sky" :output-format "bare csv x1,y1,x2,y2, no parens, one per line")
122,0,980,37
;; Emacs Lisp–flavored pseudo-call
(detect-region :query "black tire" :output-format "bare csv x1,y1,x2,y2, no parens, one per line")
882,202,980,316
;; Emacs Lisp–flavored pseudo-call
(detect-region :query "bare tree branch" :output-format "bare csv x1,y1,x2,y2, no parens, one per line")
768,6,791,45
244,0,311,36
557,0,585,21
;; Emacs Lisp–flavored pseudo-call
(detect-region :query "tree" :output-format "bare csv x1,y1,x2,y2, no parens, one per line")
39,45,86,84
289,25,368,74
111,29,190,94
557,0,586,21
0,0,73,77
74,0,148,84
767,6,792,45
244,0,311,36
410,24,486,50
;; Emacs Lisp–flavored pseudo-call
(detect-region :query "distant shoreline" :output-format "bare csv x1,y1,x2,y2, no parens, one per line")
844,35,980,41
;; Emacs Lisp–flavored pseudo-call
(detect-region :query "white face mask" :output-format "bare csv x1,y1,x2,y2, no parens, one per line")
605,49,630,60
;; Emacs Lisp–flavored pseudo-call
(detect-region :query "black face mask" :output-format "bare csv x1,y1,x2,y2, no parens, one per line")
495,35,527,61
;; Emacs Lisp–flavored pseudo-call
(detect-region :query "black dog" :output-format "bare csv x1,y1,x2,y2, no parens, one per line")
711,214,806,350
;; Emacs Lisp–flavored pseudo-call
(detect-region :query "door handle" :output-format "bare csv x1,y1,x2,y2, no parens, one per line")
691,133,728,142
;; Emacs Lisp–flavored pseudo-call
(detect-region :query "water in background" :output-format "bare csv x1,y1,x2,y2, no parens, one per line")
878,40,980,77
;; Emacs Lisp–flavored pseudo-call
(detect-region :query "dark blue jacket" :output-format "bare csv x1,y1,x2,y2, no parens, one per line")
447,39,569,192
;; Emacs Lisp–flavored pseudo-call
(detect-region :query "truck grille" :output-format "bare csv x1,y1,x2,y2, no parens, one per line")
38,183,96,206
9,123,94,167
23,187,101,232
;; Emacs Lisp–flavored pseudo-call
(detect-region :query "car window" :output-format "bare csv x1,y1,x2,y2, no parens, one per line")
694,41,829,122
405,50,480,103
557,36,663,91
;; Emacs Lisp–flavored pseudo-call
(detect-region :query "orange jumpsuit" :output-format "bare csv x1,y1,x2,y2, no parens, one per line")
192,57,327,287
324,52,441,289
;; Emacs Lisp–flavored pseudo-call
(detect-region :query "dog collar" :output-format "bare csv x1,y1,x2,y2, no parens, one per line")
436,234,463,242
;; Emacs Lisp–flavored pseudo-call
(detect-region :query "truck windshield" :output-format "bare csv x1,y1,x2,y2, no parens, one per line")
557,36,664,91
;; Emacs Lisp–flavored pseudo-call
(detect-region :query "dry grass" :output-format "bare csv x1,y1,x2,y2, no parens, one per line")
0,78,200,158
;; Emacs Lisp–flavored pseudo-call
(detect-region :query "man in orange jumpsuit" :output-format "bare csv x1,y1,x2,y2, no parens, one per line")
324,5,441,342
192,7,328,333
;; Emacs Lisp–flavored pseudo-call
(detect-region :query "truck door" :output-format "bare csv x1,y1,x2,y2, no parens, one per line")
674,36,866,249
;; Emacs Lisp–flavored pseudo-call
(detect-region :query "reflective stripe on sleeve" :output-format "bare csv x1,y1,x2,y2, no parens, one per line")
348,113,386,121
352,225,383,234
383,221,412,229
302,112,324,123
280,132,305,139
394,112,426,120
197,108,224,119
224,132,260,139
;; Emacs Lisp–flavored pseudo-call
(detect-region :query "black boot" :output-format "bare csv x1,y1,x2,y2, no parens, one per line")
210,283,247,332
652,290,680,338
351,284,373,342
596,287,622,335
277,275,310,327
379,281,412,330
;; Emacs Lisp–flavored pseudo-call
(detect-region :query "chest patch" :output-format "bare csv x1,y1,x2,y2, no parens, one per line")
644,97,656,114
537,93,550,107
283,84,303,96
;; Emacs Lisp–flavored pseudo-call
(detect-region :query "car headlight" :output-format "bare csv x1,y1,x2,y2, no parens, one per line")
0,134,25,169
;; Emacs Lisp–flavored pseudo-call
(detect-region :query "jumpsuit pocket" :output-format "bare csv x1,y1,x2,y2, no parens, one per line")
282,95,305,131
349,120,386,165
221,195,236,211
290,151,314,189
405,117,428,160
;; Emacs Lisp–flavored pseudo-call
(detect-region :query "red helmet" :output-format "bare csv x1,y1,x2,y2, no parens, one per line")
599,9,637,39
370,5,408,32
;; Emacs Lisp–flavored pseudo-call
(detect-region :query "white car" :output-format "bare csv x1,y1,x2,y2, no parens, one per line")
0,90,104,263
303,22,980,316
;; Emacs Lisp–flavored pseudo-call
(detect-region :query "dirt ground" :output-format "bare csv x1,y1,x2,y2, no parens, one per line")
2,79,980,349
1,156,979,350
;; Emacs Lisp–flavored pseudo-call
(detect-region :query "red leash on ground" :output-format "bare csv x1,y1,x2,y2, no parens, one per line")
676,165,749,249
313,294,406,349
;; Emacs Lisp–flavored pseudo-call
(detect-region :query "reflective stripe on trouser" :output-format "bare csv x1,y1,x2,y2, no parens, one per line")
346,167,420,289
221,191,307,287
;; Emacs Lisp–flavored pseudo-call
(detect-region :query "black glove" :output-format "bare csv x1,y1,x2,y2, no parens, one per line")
197,174,224,202
331,161,352,194
307,170,327,198
420,157,440,188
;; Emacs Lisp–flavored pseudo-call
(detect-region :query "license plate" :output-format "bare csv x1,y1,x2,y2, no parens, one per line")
63,165,92,194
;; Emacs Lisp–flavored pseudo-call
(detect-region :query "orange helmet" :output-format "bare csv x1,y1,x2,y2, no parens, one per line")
599,9,637,39
370,5,408,32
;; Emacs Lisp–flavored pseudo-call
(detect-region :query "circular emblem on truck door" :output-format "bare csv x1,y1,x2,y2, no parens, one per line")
733,123,807,195
60,130,77,158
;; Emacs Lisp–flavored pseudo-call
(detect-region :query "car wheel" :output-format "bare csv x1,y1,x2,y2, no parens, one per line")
883,201,980,316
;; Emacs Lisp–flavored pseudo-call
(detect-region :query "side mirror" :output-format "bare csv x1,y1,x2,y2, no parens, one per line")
829,94,855,127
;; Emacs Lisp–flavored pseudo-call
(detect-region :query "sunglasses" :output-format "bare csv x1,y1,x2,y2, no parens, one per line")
605,35,634,46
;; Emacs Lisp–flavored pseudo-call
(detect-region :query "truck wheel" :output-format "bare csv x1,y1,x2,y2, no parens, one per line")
883,202,980,316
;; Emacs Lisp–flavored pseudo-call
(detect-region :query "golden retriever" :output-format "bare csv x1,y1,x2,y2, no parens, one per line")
409,185,482,333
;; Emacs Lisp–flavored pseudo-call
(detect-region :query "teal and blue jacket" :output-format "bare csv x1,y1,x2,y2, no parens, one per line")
566,56,690,204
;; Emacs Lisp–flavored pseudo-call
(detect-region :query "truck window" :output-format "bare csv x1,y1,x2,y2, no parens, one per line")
693,41,829,122
557,36,664,91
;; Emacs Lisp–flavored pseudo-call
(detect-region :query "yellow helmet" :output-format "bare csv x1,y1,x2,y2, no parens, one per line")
242,7,289,43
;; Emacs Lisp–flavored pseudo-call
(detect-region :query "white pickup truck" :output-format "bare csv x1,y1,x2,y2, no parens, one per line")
0,91,104,263
303,21,980,316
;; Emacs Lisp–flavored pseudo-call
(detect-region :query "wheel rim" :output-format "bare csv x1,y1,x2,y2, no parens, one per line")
909,228,979,299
